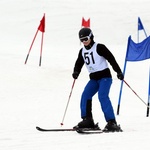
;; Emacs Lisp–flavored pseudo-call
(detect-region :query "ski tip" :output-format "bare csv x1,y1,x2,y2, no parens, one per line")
36,126,40,130
36,126,43,131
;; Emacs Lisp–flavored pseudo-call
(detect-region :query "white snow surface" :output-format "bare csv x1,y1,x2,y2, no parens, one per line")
0,0,150,149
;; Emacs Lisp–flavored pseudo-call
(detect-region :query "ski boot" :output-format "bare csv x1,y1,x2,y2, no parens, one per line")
103,120,123,132
73,117,100,130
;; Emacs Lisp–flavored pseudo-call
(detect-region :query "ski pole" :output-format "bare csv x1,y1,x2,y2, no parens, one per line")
60,79,76,126
123,80,150,108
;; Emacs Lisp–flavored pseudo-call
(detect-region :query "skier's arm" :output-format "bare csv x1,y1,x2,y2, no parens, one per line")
97,44,124,80
72,49,84,79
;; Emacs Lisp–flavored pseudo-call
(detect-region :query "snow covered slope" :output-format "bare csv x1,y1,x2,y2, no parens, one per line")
0,0,150,149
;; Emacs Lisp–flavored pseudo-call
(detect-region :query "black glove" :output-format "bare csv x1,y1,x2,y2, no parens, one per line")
72,71,79,79
117,72,124,80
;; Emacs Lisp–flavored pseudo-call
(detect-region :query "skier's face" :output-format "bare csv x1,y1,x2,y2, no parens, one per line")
82,39,91,46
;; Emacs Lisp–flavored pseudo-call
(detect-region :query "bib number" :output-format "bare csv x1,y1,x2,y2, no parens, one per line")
84,52,95,65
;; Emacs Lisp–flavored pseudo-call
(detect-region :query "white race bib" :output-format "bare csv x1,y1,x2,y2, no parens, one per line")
82,43,108,73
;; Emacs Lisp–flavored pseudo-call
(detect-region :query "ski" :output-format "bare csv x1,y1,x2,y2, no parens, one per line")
36,126,123,134
36,126,75,132
36,126,101,133
76,129,123,134
76,129,103,134
76,125,123,134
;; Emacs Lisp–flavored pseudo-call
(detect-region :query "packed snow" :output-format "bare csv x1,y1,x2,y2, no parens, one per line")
0,0,150,149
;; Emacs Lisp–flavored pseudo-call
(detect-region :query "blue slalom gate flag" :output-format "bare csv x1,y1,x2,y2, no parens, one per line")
138,17,144,30
126,36,150,61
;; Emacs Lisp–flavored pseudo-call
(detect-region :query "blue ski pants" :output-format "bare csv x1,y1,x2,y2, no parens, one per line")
80,78,115,122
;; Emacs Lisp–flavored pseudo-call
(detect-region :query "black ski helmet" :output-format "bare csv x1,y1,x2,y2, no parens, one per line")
79,28,93,39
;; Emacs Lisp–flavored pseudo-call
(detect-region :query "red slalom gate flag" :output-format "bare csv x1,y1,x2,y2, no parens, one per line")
82,17,90,28
38,14,45,32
